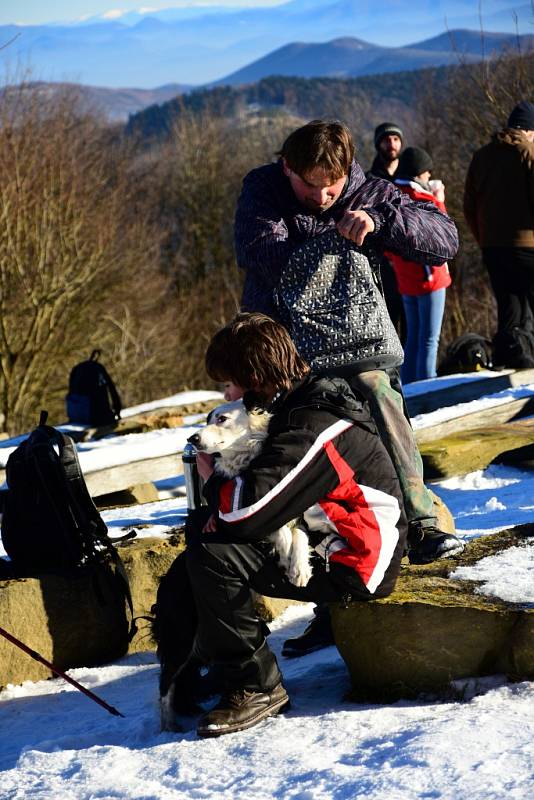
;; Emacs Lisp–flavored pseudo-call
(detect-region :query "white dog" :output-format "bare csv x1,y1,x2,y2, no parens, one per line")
188,399,312,588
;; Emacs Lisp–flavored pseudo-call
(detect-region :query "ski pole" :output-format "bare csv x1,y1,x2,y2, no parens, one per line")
0,624,124,717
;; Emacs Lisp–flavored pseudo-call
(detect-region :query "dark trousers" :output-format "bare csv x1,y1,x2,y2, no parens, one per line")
483,247,534,332
162,510,375,694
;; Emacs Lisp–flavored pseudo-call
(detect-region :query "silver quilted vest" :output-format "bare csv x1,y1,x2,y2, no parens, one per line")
274,229,404,372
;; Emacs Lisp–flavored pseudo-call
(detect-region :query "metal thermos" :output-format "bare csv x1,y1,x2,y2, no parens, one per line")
182,442,203,511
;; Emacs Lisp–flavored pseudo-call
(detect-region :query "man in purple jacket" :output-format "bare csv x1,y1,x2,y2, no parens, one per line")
234,119,464,656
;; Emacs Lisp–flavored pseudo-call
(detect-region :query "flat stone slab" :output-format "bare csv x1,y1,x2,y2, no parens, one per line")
331,524,534,700
419,421,534,479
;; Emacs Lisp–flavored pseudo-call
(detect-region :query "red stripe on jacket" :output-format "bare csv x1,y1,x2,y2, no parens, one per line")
320,440,383,585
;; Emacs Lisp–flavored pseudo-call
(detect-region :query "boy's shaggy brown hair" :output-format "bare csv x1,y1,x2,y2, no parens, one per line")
278,119,354,181
205,312,310,392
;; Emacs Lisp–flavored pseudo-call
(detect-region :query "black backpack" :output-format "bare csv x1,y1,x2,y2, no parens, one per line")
1,412,133,594
66,350,122,426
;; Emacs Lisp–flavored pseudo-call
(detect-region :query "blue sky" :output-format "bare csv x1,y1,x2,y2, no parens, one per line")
0,1,285,26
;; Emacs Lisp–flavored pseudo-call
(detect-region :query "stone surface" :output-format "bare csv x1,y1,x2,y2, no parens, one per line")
330,524,534,701
420,423,534,480
95,482,160,509
430,489,455,533
0,563,130,686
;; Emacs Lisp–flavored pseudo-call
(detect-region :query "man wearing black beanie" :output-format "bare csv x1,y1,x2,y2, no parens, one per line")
367,122,406,339
367,122,404,181
464,101,534,368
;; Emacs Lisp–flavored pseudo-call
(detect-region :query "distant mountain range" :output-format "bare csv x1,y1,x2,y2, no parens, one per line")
6,27,532,123
217,30,533,85
0,0,531,87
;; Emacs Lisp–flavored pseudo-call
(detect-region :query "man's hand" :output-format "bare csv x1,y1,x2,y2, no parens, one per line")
196,452,215,482
337,209,375,245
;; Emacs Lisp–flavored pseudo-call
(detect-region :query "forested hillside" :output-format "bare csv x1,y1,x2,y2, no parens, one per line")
126,68,446,141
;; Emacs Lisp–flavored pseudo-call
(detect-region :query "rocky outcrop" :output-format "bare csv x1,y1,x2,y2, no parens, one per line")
331,524,534,701
95,482,160,509
420,422,534,479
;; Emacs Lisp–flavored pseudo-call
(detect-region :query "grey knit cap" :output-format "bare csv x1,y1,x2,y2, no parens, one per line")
374,122,404,149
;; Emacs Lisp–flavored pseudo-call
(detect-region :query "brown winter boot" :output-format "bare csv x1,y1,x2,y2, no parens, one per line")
197,682,289,738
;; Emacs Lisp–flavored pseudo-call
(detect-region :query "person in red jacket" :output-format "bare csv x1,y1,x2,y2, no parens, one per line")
387,147,452,383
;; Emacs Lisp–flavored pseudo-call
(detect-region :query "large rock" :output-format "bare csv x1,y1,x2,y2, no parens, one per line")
420,422,534,480
430,488,455,533
331,524,534,700
0,533,300,687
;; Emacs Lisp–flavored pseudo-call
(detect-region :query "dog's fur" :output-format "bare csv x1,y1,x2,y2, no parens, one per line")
191,398,312,588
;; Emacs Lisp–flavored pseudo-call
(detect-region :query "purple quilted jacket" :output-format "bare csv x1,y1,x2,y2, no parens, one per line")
234,159,459,318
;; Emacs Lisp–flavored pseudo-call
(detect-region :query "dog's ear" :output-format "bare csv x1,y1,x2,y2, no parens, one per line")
243,390,267,413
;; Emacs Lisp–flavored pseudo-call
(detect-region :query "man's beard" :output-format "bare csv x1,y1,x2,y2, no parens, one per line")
382,148,399,164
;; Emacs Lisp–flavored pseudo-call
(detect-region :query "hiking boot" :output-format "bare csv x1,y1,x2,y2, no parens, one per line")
407,525,465,565
281,612,335,658
196,682,289,738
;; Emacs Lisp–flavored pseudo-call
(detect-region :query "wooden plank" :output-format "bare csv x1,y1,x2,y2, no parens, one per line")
406,368,534,417
0,452,184,505
85,453,184,497
414,395,534,446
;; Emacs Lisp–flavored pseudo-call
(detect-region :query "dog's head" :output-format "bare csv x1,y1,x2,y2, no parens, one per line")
187,399,270,457
438,333,492,375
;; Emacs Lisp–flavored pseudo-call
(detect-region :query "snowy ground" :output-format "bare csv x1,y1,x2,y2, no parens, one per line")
1,377,534,799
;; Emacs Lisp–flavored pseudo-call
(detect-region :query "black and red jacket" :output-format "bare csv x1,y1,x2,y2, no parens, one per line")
203,375,407,598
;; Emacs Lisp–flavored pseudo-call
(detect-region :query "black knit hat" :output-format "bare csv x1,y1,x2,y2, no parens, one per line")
507,101,534,131
396,147,433,179
374,122,403,149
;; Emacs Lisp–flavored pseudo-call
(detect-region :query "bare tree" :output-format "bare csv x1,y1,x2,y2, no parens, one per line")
0,85,157,432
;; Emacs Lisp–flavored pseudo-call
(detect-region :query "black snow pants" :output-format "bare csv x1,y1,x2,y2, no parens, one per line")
159,508,376,694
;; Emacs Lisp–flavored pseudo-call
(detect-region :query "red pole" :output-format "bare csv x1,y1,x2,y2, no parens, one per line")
0,624,124,717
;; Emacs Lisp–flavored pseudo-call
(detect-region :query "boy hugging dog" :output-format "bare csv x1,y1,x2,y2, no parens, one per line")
154,312,407,738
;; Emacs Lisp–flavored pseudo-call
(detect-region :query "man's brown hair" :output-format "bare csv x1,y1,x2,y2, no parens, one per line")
205,312,310,392
279,119,354,180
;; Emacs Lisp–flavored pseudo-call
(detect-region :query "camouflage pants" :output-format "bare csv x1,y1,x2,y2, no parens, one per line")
347,369,435,527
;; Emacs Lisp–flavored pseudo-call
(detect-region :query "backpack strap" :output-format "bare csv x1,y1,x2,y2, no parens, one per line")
99,364,122,420
57,431,136,638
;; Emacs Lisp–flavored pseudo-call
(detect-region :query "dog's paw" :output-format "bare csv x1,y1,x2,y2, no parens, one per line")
288,561,312,587
272,525,293,569
287,527,312,587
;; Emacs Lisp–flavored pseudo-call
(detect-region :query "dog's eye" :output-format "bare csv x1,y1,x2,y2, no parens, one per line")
216,415,227,424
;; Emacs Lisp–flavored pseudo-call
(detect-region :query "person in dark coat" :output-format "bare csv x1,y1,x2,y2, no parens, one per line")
366,121,407,339
168,312,408,737
464,101,534,368
234,119,464,656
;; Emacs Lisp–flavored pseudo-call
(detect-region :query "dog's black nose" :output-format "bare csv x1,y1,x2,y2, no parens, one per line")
187,433,201,447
